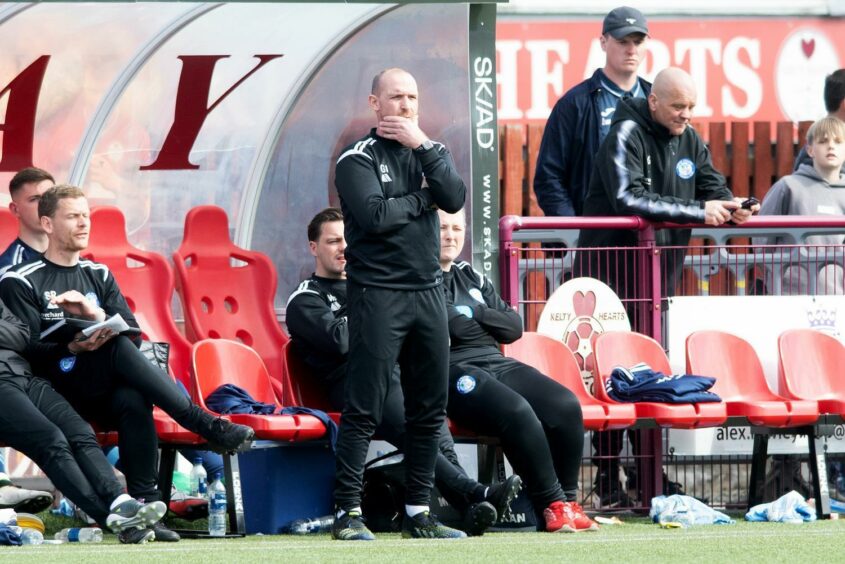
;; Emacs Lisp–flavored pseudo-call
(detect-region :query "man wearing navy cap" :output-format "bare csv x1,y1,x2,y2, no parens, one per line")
534,6,651,218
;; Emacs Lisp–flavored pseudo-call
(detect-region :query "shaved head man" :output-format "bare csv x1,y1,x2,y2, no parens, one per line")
579,67,758,502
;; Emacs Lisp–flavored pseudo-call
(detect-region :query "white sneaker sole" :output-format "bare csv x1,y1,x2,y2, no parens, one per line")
108,501,167,532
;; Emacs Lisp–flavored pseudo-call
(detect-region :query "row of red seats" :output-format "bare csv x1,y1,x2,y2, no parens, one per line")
507,330,842,516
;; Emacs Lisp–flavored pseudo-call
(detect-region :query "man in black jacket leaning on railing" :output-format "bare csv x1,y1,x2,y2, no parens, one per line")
580,66,759,504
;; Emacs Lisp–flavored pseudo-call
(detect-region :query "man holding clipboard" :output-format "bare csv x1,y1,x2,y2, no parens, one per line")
0,185,255,541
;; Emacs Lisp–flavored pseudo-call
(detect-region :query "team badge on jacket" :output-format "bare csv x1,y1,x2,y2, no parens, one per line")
456,374,476,394
675,158,695,179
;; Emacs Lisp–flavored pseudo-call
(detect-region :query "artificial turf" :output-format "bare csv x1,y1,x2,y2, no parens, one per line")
5,513,844,563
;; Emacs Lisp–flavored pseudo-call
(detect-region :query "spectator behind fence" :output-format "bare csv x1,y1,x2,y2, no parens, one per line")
285,208,521,536
331,68,466,541
759,116,845,295
0,185,255,542
534,6,651,217
579,67,758,502
439,208,598,533
794,69,845,172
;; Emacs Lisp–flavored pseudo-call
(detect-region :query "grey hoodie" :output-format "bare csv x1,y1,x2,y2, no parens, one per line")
759,163,845,245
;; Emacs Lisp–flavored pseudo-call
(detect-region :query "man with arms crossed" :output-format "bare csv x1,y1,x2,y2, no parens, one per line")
332,68,466,540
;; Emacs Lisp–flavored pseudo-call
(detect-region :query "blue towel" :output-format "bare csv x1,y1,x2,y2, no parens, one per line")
0,524,21,546
608,363,722,404
280,406,338,452
745,490,816,523
650,494,734,527
205,384,337,451
206,384,276,415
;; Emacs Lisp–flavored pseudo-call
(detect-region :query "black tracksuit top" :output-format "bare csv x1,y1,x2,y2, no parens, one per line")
335,129,466,289
443,261,523,365
0,258,141,363
285,274,348,384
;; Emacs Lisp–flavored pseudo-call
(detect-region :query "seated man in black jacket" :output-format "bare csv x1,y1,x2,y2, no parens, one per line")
439,208,598,533
286,208,521,536
0,297,167,543
0,185,255,542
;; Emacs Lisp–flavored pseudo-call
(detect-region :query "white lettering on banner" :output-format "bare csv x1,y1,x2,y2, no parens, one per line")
675,39,722,117
473,56,496,151
524,40,569,119
482,226,492,271
496,40,523,120
722,37,762,118
496,33,771,122
642,40,671,81
482,175,492,219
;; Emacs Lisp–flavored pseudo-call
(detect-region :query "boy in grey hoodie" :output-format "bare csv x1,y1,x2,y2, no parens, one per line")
760,116,845,294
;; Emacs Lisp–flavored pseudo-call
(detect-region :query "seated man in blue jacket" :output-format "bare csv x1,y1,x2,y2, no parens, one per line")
286,208,521,536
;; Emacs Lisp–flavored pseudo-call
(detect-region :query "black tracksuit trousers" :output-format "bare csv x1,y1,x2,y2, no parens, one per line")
0,373,123,525
329,367,479,512
334,283,449,510
447,355,584,509
35,336,204,504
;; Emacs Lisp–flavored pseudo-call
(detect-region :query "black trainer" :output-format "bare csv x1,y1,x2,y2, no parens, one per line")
118,527,156,544
106,499,167,532
402,511,467,539
485,474,522,519
463,501,497,536
331,511,375,541
204,417,255,453
151,522,181,542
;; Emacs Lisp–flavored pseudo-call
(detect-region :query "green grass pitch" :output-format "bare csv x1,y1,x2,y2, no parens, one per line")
5,516,844,563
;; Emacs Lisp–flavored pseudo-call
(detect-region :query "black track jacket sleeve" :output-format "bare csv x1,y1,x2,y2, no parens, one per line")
286,292,348,358
0,300,30,354
0,276,68,361
592,122,732,223
416,144,466,213
337,144,465,235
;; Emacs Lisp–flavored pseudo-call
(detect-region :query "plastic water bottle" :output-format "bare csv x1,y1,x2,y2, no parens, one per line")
20,528,44,545
54,527,103,543
190,457,208,499
208,473,227,537
286,515,334,534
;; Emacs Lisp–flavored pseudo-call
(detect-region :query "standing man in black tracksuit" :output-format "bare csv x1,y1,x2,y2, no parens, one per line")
331,68,466,541
0,185,255,542
579,67,758,501
287,208,520,536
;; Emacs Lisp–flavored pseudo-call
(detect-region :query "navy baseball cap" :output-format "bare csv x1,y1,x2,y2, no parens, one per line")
602,6,649,39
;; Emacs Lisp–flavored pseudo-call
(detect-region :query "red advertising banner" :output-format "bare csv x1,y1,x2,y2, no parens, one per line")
497,18,845,125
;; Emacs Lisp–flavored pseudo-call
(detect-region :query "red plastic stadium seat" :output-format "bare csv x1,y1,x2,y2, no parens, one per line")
173,206,288,385
778,329,845,417
192,339,326,441
685,330,818,427
594,331,727,428
86,206,193,389
0,207,16,248
85,207,203,444
503,332,636,431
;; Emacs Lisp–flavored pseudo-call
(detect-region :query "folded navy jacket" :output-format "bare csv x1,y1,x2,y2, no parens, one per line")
606,363,722,404
205,383,338,451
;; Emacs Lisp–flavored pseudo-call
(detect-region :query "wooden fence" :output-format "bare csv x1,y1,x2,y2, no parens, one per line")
498,121,814,217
